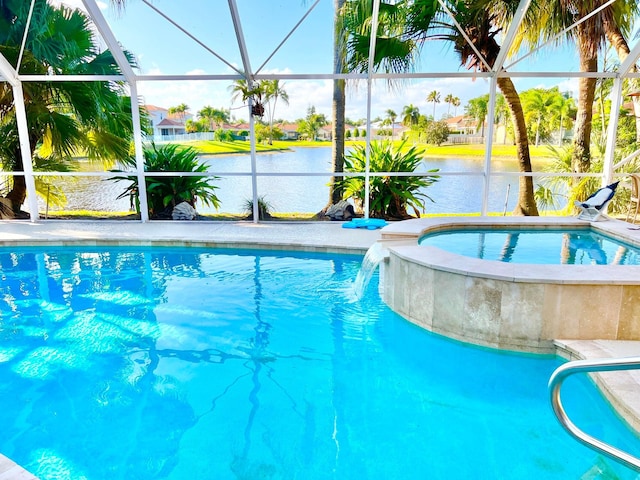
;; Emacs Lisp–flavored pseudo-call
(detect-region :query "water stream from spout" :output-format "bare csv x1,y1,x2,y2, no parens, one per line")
354,242,389,298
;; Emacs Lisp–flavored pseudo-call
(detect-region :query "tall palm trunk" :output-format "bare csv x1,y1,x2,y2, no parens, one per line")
328,0,346,207
603,17,640,142
5,145,27,215
497,77,538,216
330,78,346,205
572,50,597,173
558,113,564,146
454,8,537,215
4,127,38,215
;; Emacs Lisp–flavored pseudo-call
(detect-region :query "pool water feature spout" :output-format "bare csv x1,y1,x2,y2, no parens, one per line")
354,242,390,298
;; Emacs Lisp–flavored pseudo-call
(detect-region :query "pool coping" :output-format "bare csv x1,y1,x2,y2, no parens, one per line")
0,218,639,476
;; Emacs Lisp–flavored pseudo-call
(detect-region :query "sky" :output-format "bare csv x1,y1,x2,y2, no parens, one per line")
51,0,607,123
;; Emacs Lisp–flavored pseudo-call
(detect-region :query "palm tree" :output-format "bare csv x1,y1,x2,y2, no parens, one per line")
450,3,538,215
228,77,251,105
452,96,461,116
385,109,397,139
212,108,229,130
426,90,441,119
493,93,511,144
0,1,137,215
228,77,265,118
298,106,327,141
444,93,455,116
599,1,640,140
341,0,538,215
329,0,348,207
550,92,576,146
528,0,639,171
466,95,489,138
521,88,564,146
593,74,613,146
168,103,190,124
262,79,289,145
402,104,420,127
198,107,230,132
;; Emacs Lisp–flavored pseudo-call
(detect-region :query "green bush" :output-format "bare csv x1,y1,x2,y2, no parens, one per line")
338,140,439,219
214,129,233,141
424,120,450,145
111,143,220,218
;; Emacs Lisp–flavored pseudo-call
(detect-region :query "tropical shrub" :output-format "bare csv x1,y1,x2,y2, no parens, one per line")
534,145,639,215
242,196,274,220
424,120,450,146
338,140,439,219
214,129,233,141
111,143,220,218
255,124,284,143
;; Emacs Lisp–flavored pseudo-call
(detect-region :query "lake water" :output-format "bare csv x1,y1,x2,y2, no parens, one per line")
41,147,551,216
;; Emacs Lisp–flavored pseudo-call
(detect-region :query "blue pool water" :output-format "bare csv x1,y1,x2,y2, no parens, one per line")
419,228,640,265
0,246,639,479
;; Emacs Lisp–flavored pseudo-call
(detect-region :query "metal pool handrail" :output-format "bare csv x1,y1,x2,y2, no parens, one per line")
549,357,640,472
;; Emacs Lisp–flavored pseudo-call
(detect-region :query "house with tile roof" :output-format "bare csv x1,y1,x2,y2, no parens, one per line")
278,123,301,140
444,115,478,135
145,105,193,138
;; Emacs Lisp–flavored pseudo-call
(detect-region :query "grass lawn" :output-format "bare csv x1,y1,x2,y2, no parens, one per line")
414,143,555,160
182,139,329,155
178,139,555,162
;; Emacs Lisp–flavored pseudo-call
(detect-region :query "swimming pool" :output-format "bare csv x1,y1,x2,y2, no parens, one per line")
0,245,639,479
419,228,640,265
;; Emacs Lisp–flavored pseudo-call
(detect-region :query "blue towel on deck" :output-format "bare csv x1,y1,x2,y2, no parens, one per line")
342,218,388,230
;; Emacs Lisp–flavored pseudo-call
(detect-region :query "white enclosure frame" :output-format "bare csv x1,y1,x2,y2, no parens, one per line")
1,0,639,222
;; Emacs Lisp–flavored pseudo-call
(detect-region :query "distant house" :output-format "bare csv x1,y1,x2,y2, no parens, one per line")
316,124,361,141
317,125,332,141
359,121,409,140
444,115,477,135
223,122,250,140
278,123,300,140
145,105,192,138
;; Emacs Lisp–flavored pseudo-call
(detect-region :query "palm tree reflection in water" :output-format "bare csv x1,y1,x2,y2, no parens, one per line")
241,256,271,460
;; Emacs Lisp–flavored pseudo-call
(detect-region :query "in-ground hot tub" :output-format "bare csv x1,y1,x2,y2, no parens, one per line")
379,217,640,354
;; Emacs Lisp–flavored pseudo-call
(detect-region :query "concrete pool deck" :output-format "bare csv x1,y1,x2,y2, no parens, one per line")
0,218,639,476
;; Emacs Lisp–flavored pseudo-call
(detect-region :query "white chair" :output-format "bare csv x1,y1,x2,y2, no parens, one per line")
574,181,619,221
625,174,640,223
